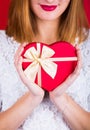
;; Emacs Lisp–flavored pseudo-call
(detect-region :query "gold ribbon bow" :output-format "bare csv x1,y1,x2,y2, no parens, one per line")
23,43,77,87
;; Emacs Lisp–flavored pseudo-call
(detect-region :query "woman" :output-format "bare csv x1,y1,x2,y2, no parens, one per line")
0,0,90,130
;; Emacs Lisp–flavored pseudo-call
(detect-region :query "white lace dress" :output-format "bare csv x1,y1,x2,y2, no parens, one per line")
0,30,90,130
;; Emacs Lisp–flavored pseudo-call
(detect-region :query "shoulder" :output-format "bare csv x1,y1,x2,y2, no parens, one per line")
80,29,90,91
80,29,90,49
0,30,7,37
79,29,90,60
0,30,8,43
0,30,19,69
0,30,7,57
0,30,11,52
0,30,20,46
0,30,20,54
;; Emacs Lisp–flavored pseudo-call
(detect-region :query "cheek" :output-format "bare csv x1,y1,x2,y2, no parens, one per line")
30,0,38,11
30,1,40,15
58,2,70,15
30,1,70,20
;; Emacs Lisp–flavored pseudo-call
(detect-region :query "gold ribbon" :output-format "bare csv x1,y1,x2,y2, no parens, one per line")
23,43,77,87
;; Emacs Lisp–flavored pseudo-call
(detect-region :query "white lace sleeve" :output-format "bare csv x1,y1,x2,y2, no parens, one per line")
0,30,13,112
64,30,90,112
80,30,90,111
0,66,2,112
0,31,5,112
0,75,2,112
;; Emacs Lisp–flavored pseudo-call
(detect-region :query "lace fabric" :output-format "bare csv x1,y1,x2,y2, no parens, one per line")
80,34,90,111
0,30,90,130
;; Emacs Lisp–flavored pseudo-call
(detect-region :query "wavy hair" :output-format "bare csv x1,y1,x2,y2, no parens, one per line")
6,0,89,44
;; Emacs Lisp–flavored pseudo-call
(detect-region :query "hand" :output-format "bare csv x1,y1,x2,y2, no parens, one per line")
14,44,44,100
49,45,82,100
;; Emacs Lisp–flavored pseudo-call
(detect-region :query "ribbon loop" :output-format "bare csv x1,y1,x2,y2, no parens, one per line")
24,43,57,81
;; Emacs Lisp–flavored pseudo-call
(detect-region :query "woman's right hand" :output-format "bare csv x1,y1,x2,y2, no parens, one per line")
49,44,82,101
14,44,45,101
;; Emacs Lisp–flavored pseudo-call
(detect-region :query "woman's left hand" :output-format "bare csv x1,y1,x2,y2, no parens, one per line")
49,45,82,100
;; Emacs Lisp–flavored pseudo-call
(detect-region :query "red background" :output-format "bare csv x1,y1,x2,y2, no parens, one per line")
0,0,90,29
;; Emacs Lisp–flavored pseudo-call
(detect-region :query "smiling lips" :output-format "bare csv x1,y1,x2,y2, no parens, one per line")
40,5,57,11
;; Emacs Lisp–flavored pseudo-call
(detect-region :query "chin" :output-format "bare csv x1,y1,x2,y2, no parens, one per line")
37,14,60,21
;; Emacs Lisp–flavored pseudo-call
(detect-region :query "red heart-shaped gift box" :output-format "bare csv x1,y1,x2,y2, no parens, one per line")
21,41,77,91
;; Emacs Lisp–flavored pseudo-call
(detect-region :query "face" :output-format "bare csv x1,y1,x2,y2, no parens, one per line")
30,0,70,21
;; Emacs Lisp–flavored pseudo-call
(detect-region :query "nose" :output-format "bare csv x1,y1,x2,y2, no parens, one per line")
45,0,55,3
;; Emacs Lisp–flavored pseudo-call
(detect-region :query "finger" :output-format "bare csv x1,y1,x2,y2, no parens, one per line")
14,45,24,66
14,42,28,65
16,56,26,79
16,56,31,87
72,58,81,77
64,58,82,87
16,57,43,93
22,42,28,47
15,45,24,57
58,47,82,88
17,59,37,88
17,57,40,87
74,45,82,73
75,45,82,61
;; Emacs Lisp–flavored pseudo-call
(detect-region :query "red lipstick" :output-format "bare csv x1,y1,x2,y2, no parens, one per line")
40,5,57,11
